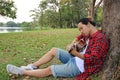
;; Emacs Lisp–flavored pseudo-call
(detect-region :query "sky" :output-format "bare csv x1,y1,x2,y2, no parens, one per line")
0,0,42,23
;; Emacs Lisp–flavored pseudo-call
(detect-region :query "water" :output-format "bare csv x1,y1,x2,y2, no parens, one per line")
0,27,23,33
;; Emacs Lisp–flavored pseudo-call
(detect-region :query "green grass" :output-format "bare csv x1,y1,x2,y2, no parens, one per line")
0,28,80,80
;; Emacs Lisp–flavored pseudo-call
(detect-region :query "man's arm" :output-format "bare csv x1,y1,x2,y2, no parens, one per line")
70,49,85,60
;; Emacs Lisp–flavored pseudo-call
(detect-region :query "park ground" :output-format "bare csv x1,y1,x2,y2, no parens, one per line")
0,29,99,80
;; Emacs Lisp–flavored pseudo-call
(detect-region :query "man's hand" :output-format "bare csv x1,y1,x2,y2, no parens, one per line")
66,44,72,51
70,48,85,60
70,48,78,56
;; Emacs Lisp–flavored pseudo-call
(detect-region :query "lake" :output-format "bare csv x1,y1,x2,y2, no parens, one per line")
0,27,23,33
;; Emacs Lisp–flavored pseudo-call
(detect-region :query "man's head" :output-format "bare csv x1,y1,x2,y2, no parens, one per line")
77,18,97,37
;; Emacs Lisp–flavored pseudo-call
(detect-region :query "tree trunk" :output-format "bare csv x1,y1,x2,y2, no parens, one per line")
88,0,103,20
101,0,120,80
59,8,63,28
87,0,96,18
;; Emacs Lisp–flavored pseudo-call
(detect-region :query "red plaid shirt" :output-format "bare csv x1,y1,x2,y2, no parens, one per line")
76,30,109,80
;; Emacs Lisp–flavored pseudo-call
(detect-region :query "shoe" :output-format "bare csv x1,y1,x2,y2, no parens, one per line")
6,64,22,75
21,64,37,70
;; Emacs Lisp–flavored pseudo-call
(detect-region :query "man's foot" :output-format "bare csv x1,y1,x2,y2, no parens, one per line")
6,64,22,75
21,64,37,70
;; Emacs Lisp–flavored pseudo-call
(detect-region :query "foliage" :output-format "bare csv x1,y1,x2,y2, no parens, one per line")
0,0,103,30
20,22,32,30
20,22,30,27
30,0,89,29
29,0,102,29
0,22,5,26
0,0,17,18
95,6,103,26
0,21,34,30
41,10,59,28
6,21,17,27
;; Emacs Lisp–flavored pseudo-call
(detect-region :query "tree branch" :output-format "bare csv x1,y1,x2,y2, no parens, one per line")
95,0,103,11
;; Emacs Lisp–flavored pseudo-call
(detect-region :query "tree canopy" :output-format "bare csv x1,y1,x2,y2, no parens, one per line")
0,0,17,19
30,0,103,29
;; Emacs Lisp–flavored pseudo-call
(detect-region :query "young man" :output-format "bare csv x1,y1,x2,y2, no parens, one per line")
6,18,109,80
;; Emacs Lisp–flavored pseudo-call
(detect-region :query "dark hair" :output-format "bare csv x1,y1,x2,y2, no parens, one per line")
78,18,96,26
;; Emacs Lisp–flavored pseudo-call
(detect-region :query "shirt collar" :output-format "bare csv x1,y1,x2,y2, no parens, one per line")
89,30,102,39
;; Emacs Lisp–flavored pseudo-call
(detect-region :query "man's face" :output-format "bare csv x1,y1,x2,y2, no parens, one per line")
78,22,90,36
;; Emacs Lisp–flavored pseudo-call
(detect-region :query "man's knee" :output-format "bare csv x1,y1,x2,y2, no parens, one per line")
47,66,52,73
50,47,57,56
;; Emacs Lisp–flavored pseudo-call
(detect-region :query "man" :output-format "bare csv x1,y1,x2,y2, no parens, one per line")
6,18,109,80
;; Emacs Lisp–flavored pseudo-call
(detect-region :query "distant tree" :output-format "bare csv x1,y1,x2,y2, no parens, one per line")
31,0,104,29
21,22,32,30
87,0,103,19
16,22,21,27
20,22,29,27
48,0,62,28
0,22,5,26
6,21,17,27
44,10,59,28
39,0,47,29
0,0,17,18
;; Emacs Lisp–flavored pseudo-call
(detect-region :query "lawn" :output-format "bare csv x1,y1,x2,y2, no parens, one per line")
0,28,80,80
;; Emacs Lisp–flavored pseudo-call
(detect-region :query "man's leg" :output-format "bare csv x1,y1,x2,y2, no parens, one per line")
7,48,80,78
32,47,57,67
7,64,52,77
22,66,52,78
7,58,80,78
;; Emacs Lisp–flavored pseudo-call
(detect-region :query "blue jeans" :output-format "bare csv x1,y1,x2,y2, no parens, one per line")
51,48,81,77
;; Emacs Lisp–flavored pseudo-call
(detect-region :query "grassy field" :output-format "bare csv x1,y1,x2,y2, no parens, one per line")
0,29,81,80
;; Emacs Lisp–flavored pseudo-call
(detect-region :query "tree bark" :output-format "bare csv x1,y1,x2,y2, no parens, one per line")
101,0,120,80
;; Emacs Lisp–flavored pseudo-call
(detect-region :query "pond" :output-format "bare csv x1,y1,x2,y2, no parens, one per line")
0,27,23,33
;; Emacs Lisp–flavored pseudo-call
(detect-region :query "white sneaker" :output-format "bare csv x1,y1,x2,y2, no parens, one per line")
6,64,22,75
21,64,37,70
